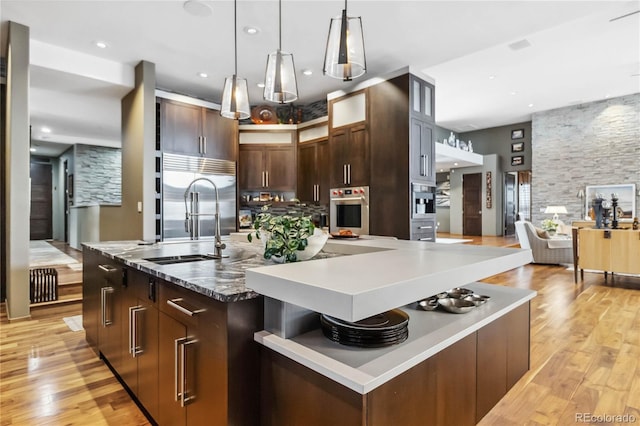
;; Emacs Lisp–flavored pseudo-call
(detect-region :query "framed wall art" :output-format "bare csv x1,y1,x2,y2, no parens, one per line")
511,129,524,140
585,184,636,221
511,155,524,166
511,142,524,152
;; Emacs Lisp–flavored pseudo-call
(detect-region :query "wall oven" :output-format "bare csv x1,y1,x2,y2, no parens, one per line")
329,186,370,235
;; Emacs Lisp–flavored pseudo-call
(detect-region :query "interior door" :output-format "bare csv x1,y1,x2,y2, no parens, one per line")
504,173,517,236
463,173,482,236
30,162,53,240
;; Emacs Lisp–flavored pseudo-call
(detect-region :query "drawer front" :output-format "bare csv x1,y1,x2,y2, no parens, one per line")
411,219,436,241
159,281,211,327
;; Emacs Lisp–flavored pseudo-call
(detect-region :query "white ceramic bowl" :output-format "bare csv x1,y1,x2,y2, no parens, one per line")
296,228,329,261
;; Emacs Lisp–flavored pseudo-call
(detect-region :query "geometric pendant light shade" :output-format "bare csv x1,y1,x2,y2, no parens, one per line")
220,0,251,119
322,0,366,81
264,0,298,103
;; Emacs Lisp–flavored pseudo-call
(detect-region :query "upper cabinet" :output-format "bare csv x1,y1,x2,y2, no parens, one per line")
238,129,297,192
297,122,330,204
410,118,435,183
328,91,370,188
159,98,237,161
410,75,435,122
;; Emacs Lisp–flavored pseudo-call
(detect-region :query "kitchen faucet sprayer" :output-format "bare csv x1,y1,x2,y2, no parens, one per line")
184,177,227,258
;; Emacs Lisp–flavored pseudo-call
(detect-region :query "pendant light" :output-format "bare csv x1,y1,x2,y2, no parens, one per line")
322,0,366,81
263,0,298,103
221,0,250,120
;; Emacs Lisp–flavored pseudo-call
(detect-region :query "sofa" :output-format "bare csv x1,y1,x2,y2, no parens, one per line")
515,220,574,265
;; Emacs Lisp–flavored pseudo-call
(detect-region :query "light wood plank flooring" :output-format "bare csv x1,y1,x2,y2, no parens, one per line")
2,237,639,425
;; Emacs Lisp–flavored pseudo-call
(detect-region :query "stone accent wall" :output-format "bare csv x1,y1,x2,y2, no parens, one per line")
531,93,640,225
74,144,122,206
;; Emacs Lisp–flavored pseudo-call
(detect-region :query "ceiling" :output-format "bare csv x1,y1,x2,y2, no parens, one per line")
1,0,639,158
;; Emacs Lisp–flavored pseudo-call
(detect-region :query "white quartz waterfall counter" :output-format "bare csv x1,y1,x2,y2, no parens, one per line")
246,238,533,322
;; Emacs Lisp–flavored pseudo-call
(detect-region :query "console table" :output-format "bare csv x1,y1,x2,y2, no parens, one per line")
577,228,640,281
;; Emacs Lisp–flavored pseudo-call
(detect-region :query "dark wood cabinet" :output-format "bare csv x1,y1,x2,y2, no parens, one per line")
157,280,262,426
82,249,101,355
160,98,237,161
262,302,530,426
297,138,329,204
329,124,369,188
410,118,435,184
97,263,125,372
239,144,296,192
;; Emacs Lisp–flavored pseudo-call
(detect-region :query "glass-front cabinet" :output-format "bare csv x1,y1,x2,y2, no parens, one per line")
410,75,435,122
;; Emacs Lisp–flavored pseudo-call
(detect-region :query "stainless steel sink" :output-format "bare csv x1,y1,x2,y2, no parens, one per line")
143,254,218,265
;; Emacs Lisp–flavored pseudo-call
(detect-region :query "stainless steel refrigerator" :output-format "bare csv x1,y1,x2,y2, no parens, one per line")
162,153,236,241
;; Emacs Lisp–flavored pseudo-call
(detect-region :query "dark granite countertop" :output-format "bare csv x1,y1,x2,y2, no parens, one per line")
82,239,341,303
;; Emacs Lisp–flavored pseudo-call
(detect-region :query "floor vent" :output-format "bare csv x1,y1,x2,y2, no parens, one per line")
30,268,59,303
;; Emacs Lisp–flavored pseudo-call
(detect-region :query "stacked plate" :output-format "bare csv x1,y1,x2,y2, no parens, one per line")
320,309,409,348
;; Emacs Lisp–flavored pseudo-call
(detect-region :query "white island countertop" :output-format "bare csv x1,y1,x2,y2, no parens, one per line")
246,237,533,322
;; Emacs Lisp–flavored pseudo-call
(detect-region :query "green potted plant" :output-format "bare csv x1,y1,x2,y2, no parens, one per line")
247,206,327,263
541,219,558,235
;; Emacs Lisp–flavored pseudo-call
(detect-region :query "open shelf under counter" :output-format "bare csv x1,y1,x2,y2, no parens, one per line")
255,282,535,394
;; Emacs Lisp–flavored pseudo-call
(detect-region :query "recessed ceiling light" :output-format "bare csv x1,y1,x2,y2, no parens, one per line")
510,91,517,96
94,41,108,49
302,69,313,76
244,26,259,35
488,75,496,80
183,0,213,17
440,169,444,172
41,127,51,133
197,72,208,78
30,147,36,152
528,103,534,108
257,82,265,88
454,162,459,166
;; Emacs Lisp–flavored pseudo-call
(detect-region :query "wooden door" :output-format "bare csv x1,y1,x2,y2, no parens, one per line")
297,143,317,202
30,162,52,240
610,231,640,274
137,295,159,420
463,173,482,236
202,108,237,161
330,129,348,187
317,140,330,204
119,276,139,395
265,147,296,191
161,100,202,155
409,118,434,184
504,173,517,236
347,124,369,187
239,147,265,190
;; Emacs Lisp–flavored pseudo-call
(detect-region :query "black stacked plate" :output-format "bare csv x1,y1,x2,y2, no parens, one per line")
320,309,409,348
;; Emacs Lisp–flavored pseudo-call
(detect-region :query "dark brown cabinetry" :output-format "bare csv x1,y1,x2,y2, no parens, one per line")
160,98,237,161
239,145,296,192
297,138,329,204
329,124,369,188
82,249,262,425
261,303,530,426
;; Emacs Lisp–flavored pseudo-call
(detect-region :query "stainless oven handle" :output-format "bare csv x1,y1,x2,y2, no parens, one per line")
333,197,365,202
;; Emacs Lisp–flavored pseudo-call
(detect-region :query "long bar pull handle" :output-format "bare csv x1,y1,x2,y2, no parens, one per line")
424,154,428,177
128,306,135,354
348,164,351,185
98,264,117,273
180,338,198,407
419,237,434,241
167,298,206,316
131,306,145,357
418,225,433,230
420,154,425,176
261,171,265,188
202,136,206,155
265,171,269,188
174,337,187,403
101,287,114,327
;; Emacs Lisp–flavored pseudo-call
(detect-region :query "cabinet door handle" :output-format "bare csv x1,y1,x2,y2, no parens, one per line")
101,287,114,327
424,154,428,177
418,225,433,230
175,336,198,407
419,237,434,241
129,306,145,357
98,264,117,273
265,171,269,187
202,136,206,155
167,298,206,316
347,164,351,185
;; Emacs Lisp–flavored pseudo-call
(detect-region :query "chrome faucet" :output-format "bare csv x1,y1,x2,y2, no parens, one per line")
184,177,227,259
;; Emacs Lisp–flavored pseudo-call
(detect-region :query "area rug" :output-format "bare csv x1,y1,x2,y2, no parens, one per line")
435,238,473,244
63,315,83,332
29,241,79,267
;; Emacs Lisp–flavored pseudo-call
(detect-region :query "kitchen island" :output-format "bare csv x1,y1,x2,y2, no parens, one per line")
83,237,533,425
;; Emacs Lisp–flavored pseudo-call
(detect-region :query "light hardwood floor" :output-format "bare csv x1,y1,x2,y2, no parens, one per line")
2,237,639,425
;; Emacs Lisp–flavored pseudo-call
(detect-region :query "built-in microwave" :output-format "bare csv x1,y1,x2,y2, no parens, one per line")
329,186,370,235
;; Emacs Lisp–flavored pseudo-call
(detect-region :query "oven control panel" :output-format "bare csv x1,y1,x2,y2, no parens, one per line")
331,187,368,198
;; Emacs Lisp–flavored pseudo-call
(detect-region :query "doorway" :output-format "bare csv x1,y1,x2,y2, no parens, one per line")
64,160,70,243
30,161,53,240
504,172,517,236
462,173,482,236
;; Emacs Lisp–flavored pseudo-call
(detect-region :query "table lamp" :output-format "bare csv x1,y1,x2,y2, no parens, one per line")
544,205,568,221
